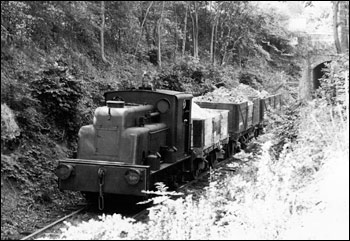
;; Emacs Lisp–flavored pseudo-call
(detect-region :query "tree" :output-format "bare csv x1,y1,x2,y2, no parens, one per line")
190,1,199,59
134,1,153,58
209,1,221,64
333,1,342,53
100,1,108,63
158,1,165,67
182,2,189,57
332,1,349,53
339,1,349,53
173,3,178,61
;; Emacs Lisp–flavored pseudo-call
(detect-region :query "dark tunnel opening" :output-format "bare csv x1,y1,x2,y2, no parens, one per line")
312,61,331,90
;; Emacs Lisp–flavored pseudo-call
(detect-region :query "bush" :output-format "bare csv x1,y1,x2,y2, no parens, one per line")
1,103,20,142
30,64,83,144
316,53,349,107
154,56,241,95
239,71,264,90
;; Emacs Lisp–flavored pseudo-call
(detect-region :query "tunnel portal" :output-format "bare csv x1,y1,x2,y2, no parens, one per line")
312,61,331,90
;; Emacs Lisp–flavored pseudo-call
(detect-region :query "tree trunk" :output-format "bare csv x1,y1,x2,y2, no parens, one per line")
221,28,231,66
218,19,225,62
190,3,197,58
134,1,153,57
339,1,349,52
190,7,194,57
182,3,188,56
194,1,199,59
158,1,165,68
145,22,151,50
190,1,199,59
153,20,157,46
100,1,108,63
333,1,342,54
210,14,218,65
210,23,215,63
214,17,218,65
174,4,178,62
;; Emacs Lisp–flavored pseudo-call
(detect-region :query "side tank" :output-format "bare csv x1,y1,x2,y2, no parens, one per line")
77,101,167,164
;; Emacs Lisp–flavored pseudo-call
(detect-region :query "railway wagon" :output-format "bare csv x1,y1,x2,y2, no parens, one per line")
194,98,261,152
55,88,229,209
191,106,229,169
259,93,282,123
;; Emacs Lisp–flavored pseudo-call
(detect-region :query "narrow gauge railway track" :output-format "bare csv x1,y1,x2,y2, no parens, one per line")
20,206,87,240
23,199,149,240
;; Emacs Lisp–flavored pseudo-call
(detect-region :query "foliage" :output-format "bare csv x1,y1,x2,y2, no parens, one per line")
1,144,84,239
210,1,293,68
154,56,211,94
264,101,305,161
1,104,20,143
154,56,245,95
1,1,34,45
30,64,83,144
239,71,264,90
1,1,298,69
1,1,300,93
316,53,349,106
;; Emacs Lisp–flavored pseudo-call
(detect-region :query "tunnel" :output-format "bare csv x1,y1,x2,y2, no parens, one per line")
312,61,331,90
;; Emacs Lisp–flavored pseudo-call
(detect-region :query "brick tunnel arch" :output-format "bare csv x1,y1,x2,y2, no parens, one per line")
312,60,331,90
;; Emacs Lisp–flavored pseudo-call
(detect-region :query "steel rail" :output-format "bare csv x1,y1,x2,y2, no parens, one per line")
20,206,86,240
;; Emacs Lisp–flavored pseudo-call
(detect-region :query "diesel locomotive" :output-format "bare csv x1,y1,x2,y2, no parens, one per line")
55,88,282,209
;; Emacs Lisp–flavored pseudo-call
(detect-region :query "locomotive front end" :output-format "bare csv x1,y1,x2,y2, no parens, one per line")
55,98,168,200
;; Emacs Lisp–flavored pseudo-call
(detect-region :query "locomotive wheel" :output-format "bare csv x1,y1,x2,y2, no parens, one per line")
81,192,99,206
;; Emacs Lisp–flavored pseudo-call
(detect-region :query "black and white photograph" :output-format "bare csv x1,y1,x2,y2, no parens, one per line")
1,1,349,240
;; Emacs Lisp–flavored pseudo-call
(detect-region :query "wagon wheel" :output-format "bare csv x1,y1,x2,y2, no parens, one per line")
191,168,201,180
240,142,247,150
225,140,234,157
234,141,242,153
207,151,218,169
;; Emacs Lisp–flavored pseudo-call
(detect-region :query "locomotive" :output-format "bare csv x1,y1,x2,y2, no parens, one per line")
55,87,281,209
